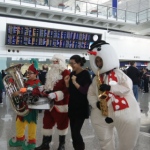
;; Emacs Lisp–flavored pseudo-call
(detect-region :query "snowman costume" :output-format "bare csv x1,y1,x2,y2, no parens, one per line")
87,40,140,150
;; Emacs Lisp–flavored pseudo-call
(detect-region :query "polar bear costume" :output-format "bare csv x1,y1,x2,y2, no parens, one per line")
87,40,140,150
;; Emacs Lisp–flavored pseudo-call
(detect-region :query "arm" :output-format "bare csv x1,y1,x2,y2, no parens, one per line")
110,69,132,96
87,78,98,109
64,75,70,88
52,70,70,101
72,81,80,89
72,71,92,95
78,83,91,95
31,81,42,96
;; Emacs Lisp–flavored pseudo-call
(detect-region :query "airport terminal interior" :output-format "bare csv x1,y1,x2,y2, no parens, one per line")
0,0,150,150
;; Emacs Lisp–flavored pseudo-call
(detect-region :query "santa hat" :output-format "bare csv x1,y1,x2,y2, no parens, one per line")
51,54,67,69
28,58,39,74
51,54,65,63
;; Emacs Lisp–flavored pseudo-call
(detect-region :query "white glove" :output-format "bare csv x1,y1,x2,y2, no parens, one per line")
38,85,44,92
48,93,56,99
27,87,33,91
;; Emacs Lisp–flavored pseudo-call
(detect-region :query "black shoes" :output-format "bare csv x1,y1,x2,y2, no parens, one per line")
34,135,66,150
57,135,65,150
34,136,52,150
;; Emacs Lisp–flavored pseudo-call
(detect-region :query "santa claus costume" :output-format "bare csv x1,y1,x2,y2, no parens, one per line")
9,59,41,150
35,54,70,150
87,40,141,150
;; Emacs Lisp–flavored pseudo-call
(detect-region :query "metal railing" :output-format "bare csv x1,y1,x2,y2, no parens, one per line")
138,8,150,23
2,0,148,24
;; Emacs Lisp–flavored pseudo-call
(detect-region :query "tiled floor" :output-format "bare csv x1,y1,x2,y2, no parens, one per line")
0,90,150,150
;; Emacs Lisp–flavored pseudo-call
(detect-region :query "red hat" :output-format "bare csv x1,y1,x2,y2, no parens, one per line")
28,64,38,75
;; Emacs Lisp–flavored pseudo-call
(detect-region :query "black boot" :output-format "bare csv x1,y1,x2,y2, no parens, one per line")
34,136,52,150
75,143,85,150
57,135,65,150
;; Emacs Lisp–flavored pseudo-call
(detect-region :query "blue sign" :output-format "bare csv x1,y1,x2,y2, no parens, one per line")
112,0,117,18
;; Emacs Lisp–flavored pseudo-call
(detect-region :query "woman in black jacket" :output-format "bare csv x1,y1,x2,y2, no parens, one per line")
65,55,92,150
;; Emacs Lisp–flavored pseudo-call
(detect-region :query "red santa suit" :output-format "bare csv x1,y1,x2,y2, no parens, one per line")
35,54,70,150
42,69,70,135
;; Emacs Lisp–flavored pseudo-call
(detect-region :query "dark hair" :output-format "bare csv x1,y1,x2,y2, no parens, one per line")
70,55,86,66
143,68,148,72
130,61,135,66
42,65,48,71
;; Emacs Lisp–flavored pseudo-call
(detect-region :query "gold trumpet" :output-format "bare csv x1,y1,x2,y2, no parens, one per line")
97,69,108,116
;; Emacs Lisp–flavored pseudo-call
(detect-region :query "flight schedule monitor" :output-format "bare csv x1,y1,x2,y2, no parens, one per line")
5,24,102,49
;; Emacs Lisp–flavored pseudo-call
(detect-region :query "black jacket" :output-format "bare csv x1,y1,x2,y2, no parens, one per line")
38,70,47,85
127,66,140,85
68,70,92,119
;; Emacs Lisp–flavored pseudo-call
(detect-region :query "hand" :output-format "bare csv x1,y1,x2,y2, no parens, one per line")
71,75,77,84
99,84,111,91
13,91,21,96
27,87,33,91
48,93,56,99
64,75,70,86
38,85,44,92
96,101,101,110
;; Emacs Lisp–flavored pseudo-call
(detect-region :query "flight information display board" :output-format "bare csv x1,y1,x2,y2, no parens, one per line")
5,24,102,49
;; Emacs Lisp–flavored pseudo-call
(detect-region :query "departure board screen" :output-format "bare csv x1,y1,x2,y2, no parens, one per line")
5,24,102,49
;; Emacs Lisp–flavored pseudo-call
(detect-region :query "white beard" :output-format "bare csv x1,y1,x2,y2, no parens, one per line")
44,64,65,91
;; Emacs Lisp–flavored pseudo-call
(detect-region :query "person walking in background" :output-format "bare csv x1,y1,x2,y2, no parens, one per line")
65,55,92,150
85,67,95,79
0,71,4,105
38,64,48,85
142,68,149,93
127,61,140,101
38,64,49,113
1,70,6,79
139,68,144,91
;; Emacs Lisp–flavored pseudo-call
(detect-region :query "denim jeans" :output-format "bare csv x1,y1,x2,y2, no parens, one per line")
133,85,138,101
140,79,144,89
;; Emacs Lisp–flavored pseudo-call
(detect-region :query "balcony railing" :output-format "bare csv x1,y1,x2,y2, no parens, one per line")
1,0,148,24
138,8,150,23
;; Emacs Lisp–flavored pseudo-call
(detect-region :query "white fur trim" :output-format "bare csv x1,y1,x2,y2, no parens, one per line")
57,128,68,135
55,105,68,113
44,67,63,91
52,54,66,64
42,128,55,136
55,91,64,101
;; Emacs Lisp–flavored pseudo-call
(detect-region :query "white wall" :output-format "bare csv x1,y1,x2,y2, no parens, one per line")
0,16,150,62
105,33,150,61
